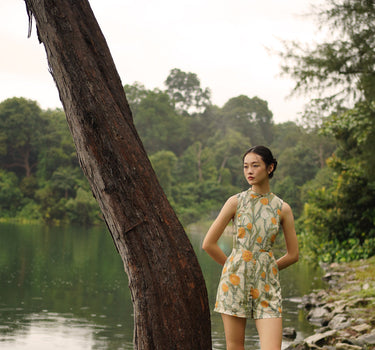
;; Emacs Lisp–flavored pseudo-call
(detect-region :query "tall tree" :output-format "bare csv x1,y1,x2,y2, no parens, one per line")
0,97,48,177
221,95,274,145
23,1,211,348
280,0,375,113
165,68,211,114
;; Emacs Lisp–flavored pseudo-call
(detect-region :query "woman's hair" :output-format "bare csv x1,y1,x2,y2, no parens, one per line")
242,145,278,178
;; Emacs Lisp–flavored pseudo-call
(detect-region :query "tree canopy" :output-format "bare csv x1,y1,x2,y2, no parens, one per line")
281,0,375,262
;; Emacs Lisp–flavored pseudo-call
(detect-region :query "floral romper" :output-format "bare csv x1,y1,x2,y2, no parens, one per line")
214,188,284,319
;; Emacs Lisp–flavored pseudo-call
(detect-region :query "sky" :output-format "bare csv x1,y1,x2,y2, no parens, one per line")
0,0,324,123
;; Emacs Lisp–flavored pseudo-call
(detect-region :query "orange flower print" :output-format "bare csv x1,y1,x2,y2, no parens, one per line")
257,236,262,243
223,266,227,274
271,217,277,225
272,267,278,276
242,250,253,262
270,234,276,243
229,274,241,286
278,307,282,313
277,209,281,216
238,227,246,238
251,288,260,299
229,256,234,262
261,300,269,308
251,194,258,199
215,301,219,308
238,213,242,218
264,284,270,292
247,223,253,230
222,283,229,292
260,197,269,205
261,271,266,279
269,251,273,258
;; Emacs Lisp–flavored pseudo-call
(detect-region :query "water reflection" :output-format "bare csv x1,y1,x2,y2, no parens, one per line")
0,223,324,349
0,311,133,350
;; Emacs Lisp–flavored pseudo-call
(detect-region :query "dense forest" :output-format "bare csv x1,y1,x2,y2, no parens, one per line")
1,0,375,262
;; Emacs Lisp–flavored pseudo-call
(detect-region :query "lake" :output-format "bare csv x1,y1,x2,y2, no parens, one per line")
0,223,324,349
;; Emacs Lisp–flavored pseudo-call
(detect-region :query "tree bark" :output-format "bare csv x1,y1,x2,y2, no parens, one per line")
23,1,212,349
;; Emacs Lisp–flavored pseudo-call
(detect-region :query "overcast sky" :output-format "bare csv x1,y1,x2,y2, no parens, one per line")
0,0,324,123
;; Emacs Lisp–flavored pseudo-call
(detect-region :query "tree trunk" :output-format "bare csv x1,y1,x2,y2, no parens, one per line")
23,1,212,349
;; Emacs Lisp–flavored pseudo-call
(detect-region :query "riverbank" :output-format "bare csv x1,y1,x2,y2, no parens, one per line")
286,256,375,349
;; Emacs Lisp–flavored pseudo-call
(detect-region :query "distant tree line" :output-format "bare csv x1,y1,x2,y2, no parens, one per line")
0,71,333,227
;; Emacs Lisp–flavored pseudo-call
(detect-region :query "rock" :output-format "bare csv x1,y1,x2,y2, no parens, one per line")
349,297,371,308
330,300,348,315
283,341,310,350
283,327,297,340
307,307,330,326
304,330,336,347
336,343,362,350
316,289,327,297
301,293,319,310
355,329,375,345
322,272,344,282
283,341,322,350
351,323,371,333
314,326,331,334
327,314,352,330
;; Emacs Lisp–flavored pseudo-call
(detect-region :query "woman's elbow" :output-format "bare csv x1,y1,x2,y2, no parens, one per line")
202,239,215,254
201,240,209,252
292,251,299,263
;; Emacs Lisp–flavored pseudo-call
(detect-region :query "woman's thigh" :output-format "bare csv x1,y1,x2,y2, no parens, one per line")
255,317,282,350
221,314,247,350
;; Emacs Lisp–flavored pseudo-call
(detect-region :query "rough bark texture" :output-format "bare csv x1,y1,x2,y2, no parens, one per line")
23,1,212,348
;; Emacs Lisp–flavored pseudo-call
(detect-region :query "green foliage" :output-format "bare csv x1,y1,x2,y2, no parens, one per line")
281,0,375,262
66,188,101,225
164,68,211,114
0,69,337,232
0,169,23,216
0,98,101,225
0,97,49,177
299,232,375,263
131,89,190,155
150,150,178,197
222,95,274,144
280,0,375,111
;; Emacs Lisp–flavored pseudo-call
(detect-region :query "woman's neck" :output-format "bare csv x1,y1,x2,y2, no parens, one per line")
251,184,270,195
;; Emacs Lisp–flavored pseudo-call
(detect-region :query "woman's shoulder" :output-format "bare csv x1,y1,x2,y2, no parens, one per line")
225,194,239,207
269,192,284,208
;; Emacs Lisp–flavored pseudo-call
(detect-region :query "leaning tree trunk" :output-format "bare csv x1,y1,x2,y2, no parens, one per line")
23,1,212,348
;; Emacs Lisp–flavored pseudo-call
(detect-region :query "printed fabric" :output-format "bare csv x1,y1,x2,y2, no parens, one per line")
214,188,284,319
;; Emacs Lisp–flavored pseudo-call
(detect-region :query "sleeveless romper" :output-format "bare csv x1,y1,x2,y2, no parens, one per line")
214,188,283,319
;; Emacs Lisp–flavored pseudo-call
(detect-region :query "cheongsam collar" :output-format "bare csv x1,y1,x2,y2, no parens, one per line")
248,187,272,198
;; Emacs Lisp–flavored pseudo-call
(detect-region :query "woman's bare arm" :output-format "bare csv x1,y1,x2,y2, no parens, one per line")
276,202,299,271
202,195,237,266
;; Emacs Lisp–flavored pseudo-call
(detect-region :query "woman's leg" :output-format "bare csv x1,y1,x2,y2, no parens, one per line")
221,314,247,350
255,317,282,350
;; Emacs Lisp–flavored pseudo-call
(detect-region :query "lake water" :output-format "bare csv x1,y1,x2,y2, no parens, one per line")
0,223,324,349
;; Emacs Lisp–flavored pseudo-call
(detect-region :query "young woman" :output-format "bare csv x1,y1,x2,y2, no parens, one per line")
202,145,299,350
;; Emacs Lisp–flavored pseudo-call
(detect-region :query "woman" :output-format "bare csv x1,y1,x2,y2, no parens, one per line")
202,145,299,350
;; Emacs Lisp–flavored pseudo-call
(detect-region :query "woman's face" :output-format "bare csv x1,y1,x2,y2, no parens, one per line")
243,152,271,186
